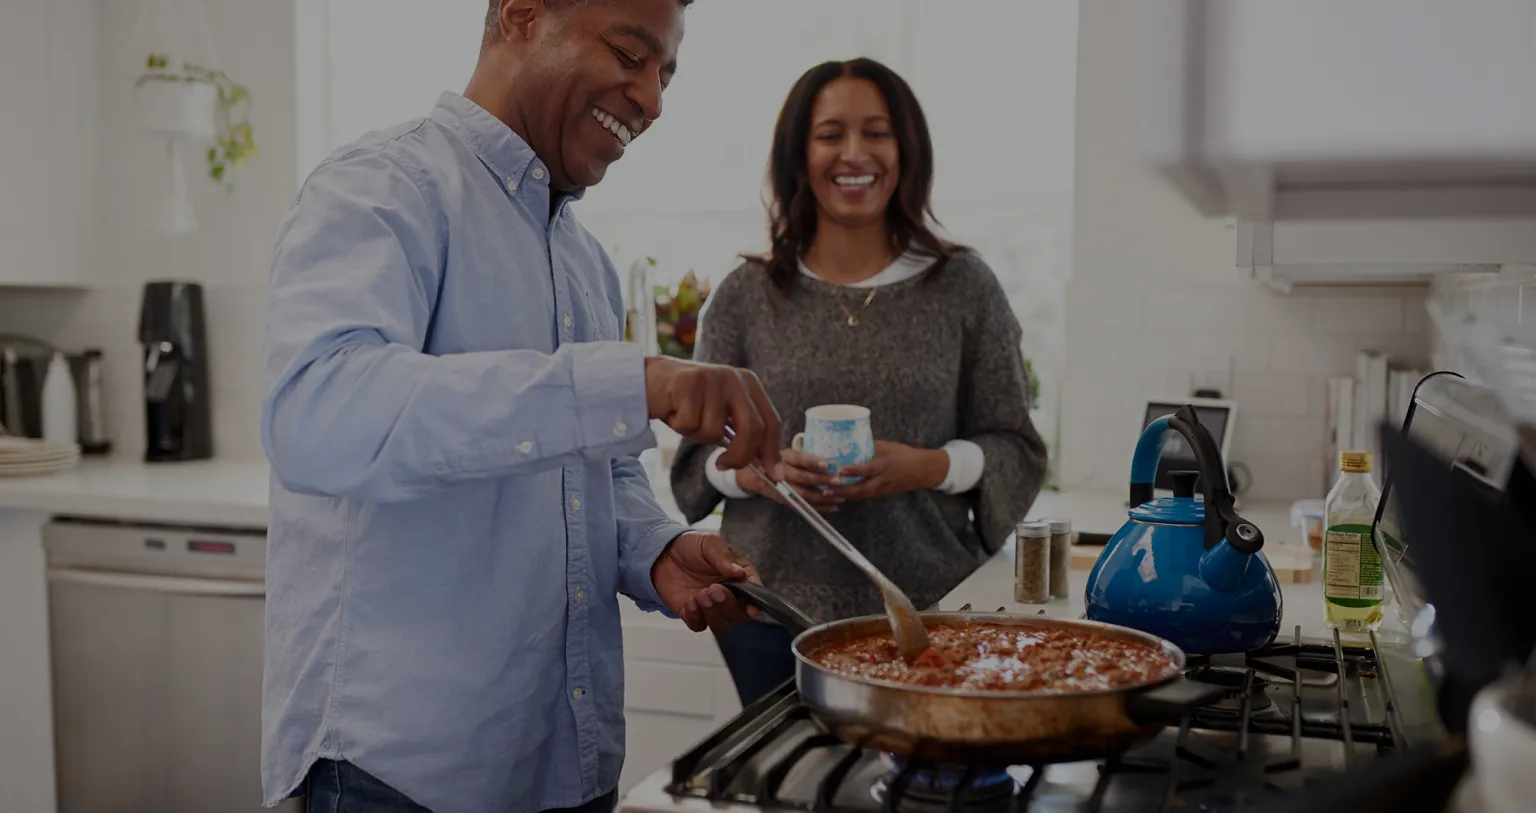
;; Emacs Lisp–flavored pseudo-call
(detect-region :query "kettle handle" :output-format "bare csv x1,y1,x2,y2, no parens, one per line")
1130,405,1263,553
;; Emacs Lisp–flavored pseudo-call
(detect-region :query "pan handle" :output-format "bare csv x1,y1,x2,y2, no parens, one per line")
719,580,819,635
1124,675,1228,724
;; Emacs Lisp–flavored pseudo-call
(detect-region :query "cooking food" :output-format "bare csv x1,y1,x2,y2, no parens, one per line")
808,621,1179,692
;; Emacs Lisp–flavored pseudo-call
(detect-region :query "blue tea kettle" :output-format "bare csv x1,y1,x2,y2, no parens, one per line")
1084,405,1282,654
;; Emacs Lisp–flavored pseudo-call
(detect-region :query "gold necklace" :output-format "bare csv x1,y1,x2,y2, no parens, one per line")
835,286,879,326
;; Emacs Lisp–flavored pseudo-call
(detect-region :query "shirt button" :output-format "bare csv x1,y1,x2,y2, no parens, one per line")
612,420,628,437
562,313,573,328
532,166,546,180
517,441,533,454
570,497,582,511
505,178,517,192
571,687,584,700
573,587,585,604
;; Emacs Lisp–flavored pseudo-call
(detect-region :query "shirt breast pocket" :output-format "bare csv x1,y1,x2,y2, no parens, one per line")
573,278,621,342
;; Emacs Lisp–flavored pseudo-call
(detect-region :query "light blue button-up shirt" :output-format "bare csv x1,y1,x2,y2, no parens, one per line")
260,91,688,813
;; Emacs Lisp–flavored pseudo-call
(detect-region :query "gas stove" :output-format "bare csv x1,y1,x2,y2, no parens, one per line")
619,624,1447,813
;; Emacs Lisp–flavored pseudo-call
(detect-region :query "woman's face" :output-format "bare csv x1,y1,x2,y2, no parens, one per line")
804,77,901,230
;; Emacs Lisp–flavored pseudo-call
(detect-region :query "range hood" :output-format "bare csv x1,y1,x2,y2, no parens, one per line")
1142,0,1536,288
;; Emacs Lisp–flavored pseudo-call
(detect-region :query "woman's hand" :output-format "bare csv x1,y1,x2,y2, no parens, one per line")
733,448,844,514
828,441,949,502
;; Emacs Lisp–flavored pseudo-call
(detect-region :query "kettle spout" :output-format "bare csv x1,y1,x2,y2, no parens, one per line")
1199,540,1253,593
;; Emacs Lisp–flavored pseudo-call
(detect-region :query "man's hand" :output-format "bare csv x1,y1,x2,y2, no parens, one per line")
645,357,781,471
827,441,949,502
651,532,761,634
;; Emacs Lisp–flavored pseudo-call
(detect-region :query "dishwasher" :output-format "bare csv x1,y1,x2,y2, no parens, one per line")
44,518,301,813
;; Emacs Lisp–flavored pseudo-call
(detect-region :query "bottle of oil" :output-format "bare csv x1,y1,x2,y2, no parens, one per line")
1323,451,1384,631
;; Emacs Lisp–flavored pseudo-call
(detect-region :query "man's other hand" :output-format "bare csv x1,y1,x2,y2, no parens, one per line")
651,532,761,634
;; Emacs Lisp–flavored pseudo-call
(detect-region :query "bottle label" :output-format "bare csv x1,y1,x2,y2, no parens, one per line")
1323,523,1383,600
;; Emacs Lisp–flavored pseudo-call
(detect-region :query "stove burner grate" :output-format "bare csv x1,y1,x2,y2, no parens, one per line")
663,626,1402,812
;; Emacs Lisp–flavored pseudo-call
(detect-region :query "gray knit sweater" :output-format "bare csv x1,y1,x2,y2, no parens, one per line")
669,251,1048,624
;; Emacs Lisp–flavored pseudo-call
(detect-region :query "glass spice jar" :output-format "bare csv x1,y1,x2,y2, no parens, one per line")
1048,518,1073,600
1014,520,1051,603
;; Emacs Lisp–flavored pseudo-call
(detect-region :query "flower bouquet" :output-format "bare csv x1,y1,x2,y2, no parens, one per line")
653,272,711,359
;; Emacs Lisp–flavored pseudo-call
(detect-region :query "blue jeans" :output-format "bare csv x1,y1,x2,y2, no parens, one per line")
714,620,797,707
303,759,617,813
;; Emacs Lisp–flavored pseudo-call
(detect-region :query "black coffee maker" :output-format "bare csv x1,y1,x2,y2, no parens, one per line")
139,281,212,461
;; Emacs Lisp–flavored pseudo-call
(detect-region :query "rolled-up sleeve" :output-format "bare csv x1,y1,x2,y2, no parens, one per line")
261,147,653,503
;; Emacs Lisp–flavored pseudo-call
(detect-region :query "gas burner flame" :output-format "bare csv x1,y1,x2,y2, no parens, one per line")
870,753,1017,809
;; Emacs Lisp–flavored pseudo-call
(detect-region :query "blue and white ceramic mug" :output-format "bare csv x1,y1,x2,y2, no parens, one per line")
793,404,874,485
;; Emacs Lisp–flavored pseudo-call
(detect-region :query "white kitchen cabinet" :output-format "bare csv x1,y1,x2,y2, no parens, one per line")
0,0,96,288
618,597,743,796
1142,0,1536,286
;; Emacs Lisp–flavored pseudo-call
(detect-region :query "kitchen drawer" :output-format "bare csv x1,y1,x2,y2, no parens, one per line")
623,661,722,717
623,622,726,668
619,710,722,797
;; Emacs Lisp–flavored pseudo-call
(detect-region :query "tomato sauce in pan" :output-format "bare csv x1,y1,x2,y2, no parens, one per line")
808,622,1179,692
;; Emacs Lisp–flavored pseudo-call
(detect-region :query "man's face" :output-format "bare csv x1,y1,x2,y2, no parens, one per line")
517,0,684,192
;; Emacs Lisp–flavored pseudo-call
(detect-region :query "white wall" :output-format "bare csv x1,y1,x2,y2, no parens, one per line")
0,0,1079,468
1061,0,1430,502
284,0,1081,470
0,0,296,462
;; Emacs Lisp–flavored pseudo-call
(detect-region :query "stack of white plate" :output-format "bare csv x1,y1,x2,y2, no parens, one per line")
0,435,80,476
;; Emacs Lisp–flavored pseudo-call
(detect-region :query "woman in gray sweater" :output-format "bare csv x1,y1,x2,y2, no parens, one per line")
670,58,1048,705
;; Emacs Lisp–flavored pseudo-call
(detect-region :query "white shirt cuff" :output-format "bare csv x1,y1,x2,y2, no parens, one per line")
705,447,752,499
936,440,985,494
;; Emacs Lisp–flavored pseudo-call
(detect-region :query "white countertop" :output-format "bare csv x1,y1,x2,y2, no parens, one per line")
0,456,1311,568
0,455,700,532
0,459,270,527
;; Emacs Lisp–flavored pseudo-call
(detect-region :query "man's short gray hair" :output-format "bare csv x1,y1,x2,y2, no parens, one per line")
483,0,695,48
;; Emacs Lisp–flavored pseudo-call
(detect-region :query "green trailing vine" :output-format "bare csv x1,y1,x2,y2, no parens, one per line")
1023,356,1042,407
136,53,257,192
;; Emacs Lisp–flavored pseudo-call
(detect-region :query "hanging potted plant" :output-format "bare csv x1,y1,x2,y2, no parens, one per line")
134,53,257,192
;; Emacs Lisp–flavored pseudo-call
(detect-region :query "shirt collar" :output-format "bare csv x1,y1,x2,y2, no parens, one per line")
430,91,587,203
799,249,934,288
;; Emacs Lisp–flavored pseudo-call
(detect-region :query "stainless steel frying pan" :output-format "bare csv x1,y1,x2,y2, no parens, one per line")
723,581,1227,764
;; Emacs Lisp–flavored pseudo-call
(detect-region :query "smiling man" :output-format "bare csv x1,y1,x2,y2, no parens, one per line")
258,2,781,813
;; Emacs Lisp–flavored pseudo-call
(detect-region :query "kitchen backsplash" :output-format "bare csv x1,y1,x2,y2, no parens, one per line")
1062,0,1431,503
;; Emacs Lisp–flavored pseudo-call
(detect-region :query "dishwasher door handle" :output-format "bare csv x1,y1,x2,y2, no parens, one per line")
47,568,266,597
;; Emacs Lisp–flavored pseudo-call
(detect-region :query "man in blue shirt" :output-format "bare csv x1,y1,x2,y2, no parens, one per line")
259,1,781,811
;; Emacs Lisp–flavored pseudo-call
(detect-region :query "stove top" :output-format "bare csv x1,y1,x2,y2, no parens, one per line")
619,624,1438,813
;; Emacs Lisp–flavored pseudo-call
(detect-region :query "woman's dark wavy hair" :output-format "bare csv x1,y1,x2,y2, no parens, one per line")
749,58,961,296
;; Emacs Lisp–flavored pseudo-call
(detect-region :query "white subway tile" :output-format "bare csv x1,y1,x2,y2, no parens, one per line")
1233,418,1268,461
1074,288,1147,332
1267,332,1360,375
1230,288,1315,333
1232,371,1312,416
1119,332,1188,373
1311,295,1405,335
1175,331,1269,377
1145,290,1233,332
1402,295,1429,335
1242,455,1312,501
1255,415,1327,458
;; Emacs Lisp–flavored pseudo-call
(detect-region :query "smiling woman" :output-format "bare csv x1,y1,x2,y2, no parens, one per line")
670,58,1050,708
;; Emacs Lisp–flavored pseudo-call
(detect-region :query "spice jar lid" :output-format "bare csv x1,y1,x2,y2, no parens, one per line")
1015,520,1051,538
1048,518,1072,534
